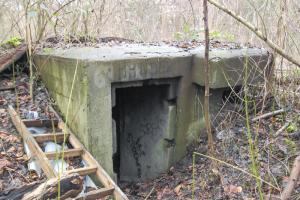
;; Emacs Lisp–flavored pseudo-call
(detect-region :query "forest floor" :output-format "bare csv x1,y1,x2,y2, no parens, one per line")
0,42,300,199
121,81,300,199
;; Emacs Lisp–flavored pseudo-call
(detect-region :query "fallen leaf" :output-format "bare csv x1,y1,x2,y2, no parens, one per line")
7,146,16,153
5,135,20,143
174,184,182,195
0,131,8,138
224,184,243,194
0,159,13,174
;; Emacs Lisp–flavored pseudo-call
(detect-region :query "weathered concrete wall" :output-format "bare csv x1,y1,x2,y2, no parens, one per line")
34,56,89,146
191,48,271,88
33,44,271,182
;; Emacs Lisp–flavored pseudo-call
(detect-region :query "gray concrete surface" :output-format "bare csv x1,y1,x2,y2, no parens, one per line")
33,43,271,182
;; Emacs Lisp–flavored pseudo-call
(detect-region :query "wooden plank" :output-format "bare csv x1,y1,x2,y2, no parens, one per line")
23,119,59,127
0,44,27,73
45,148,83,159
33,132,69,143
50,107,129,200
75,187,114,200
66,166,97,176
68,132,128,200
8,106,56,178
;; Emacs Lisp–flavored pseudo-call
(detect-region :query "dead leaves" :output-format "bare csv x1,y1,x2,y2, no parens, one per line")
157,187,172,199
174,183,182,195
0,159,13,174
0,132,24,175
0,97,6,105
223,184,243,194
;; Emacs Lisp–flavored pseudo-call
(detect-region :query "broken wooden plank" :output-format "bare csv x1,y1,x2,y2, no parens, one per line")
0,173,83,200
0,44,27,73
67,166,97,176
23,119,59,127
8,105,56,178
33,132,69,143
75,187,114,200
45,148,83,159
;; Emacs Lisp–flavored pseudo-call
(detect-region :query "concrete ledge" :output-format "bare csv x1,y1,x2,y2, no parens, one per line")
192,48,271,88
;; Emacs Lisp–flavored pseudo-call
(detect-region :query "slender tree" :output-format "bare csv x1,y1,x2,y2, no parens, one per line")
203,0,214,153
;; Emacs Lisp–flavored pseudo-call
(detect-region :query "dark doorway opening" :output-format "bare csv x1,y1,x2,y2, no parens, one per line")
112,83,171,182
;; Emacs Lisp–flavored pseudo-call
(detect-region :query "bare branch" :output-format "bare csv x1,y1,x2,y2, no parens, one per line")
207,0,300,68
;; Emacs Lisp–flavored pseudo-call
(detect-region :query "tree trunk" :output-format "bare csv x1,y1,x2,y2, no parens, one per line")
203,0,214,153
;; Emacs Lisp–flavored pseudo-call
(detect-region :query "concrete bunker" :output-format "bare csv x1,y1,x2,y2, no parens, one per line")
112,78,179,182
33,43,271,183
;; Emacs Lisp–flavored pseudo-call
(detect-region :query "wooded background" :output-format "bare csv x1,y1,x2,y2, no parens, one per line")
0,0,298,50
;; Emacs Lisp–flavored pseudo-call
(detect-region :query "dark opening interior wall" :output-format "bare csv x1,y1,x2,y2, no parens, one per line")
193,84,242,126
112,84,171,182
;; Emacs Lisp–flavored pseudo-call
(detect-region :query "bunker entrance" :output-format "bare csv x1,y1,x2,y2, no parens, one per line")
112,79,178,182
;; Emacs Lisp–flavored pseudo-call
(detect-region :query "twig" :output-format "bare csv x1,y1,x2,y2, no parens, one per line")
251,108,285,122
6,166,30,183
274,121,290,136
0,85,15,91
281,155,300,200
144,184,156,200
207,0,300,68
37,0,76,41
193,152,280,191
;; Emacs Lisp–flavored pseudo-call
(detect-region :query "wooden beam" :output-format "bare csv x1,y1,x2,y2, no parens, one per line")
68,133,128,200
33,132,69,143
0,44,27,73
51,108,129,200
67,166,97,176
45,148,83,159
23,119,59,127
8,106,56,178
75,187,114,200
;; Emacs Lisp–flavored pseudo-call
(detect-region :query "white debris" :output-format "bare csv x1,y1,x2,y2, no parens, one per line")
44,141,68,152
24,123,98,194
26,111,39,119
27,127,47,135
28,160,42,176
78,160,97,195
25,143,42,176
51,159,69,174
